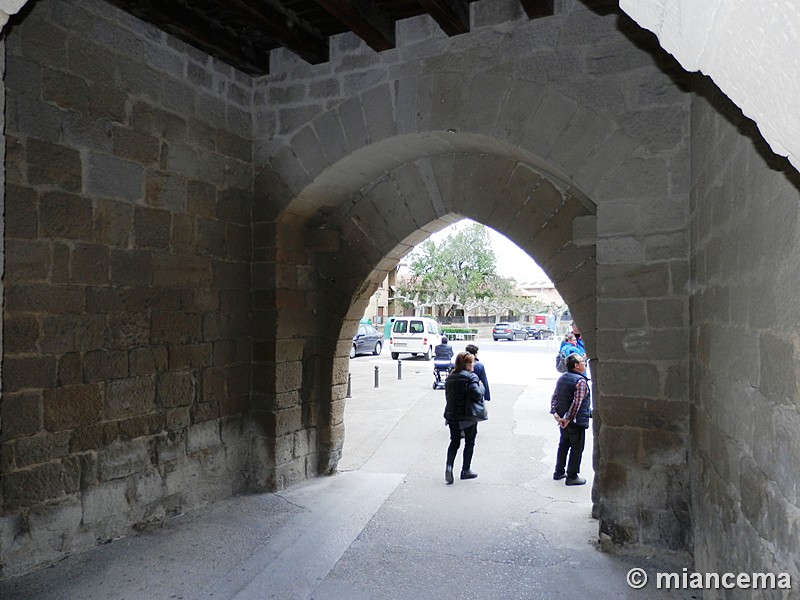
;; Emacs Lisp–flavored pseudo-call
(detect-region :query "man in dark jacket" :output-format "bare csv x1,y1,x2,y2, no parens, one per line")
465,343,490,401
434,336,454,364
549,353,591,486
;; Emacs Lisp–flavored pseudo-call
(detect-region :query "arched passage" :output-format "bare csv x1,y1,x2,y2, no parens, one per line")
253,62,690,551
3,3,797,570
318,146,598,454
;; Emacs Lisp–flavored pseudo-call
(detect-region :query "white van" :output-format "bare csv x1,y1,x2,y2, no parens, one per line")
389,316,442,360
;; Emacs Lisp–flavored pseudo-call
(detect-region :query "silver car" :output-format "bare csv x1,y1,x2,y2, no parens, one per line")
492,322,528,341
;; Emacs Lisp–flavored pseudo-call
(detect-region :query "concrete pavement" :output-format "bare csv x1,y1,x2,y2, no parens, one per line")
1,342,696,599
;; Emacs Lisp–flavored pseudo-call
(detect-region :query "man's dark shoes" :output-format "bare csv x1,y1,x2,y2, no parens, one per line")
445,464,454,485
565,476,586,486
553,472,566,481
460,469,478,480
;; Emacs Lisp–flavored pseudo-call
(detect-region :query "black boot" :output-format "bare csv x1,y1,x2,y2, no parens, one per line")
460,469,478,480
445,464,454,484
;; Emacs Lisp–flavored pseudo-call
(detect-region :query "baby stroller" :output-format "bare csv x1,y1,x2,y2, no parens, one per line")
432,360,452,390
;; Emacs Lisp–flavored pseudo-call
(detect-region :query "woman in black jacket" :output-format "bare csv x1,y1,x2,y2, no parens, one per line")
443,351,486,484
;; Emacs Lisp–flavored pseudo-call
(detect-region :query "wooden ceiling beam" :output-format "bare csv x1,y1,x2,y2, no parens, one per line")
519,0,555,19
211,0,330,65
417,0,470,36
105,0,272,75
314,0,396,52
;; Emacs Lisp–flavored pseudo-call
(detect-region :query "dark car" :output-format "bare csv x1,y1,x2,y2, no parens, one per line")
528,328,554,340
351,324,383,358
492,322,528,341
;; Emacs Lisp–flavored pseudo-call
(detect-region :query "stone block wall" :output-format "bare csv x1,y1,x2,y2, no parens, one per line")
1,37,5,420
13,0,796,582
689,79,800,593
251,0,693,552
1,0,254,576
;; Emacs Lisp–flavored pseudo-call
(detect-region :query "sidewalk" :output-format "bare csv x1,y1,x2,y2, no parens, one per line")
1,352,694,599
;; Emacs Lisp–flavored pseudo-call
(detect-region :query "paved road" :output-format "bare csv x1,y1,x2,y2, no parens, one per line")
2,339,695,599
340,338,570,473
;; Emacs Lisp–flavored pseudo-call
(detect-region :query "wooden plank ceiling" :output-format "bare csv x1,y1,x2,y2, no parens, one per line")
105,0,556,75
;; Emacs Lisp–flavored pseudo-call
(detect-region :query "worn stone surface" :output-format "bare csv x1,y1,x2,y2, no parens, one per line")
3,0,794,589
689,82,800,588
1,0,252,577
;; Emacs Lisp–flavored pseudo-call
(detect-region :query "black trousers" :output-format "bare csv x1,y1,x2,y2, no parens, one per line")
554,422,586,478
447,422,477,471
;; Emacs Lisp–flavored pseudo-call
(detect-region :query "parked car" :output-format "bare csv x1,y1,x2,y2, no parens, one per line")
492,322,528,341
389,316,441,360
351,324,383,358
528,328,554,340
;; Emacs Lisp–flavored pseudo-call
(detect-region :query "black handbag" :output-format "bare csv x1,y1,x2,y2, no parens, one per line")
470,398,488,421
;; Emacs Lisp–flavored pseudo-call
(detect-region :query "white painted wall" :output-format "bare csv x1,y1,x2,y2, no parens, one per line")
0,0,27,28
620,0,800,172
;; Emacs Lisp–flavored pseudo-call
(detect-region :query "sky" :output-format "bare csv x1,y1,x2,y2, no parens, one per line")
425,219,550,283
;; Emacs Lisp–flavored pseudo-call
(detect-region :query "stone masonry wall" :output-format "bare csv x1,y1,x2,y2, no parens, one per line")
1,0,254,576
1,37,5,431
690,80,800,595
251,0,693,552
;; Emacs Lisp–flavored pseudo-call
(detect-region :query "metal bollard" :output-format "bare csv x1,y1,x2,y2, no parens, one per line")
397,359,402,380
346,372,352,398
374,365,380,388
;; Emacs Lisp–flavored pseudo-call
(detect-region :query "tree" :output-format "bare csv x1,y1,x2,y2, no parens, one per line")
396,223,515,325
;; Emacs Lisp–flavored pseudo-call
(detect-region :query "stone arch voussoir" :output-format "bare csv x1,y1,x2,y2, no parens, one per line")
259,133,602,478
259,77,641,225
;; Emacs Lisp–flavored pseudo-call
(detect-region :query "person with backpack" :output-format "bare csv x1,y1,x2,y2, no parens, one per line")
556,333,582,372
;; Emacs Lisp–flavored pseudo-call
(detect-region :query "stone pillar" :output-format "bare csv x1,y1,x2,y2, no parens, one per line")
591,144,692,550
250,214,325,490
0,0,28,463
1,34,5,424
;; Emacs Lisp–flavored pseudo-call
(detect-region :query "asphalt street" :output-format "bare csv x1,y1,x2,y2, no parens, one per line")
2,339,697,599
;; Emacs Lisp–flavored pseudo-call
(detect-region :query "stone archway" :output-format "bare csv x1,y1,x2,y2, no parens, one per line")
319,147,598,459
254,61,691,550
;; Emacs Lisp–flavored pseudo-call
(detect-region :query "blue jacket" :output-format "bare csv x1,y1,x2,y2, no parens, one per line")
560,343,582,358
553,371,591,428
